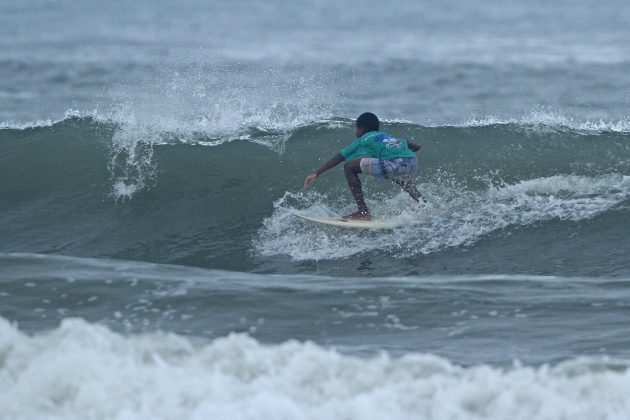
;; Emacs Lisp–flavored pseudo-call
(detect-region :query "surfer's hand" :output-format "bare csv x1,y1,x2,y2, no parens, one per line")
303,173,317,189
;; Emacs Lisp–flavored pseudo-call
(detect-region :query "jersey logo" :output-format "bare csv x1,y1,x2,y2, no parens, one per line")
375,134,402,148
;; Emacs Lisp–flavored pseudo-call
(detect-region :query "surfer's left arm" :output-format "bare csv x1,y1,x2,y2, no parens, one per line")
303,154,344,188
407,141,421,152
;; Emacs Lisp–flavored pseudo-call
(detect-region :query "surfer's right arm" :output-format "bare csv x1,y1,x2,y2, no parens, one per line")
303,154,345,188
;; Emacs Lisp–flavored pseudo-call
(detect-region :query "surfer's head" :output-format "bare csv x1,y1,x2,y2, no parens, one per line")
356,112,379,137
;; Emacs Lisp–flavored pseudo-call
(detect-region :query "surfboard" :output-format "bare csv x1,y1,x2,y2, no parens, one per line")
292,212,403,230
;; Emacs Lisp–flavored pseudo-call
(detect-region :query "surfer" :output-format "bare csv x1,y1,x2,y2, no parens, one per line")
303,112,423,221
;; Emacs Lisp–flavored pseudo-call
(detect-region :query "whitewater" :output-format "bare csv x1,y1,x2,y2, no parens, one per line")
2,318,630,420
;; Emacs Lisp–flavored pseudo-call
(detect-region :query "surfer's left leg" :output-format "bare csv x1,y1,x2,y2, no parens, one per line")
393,177,425,203
343,159,371,220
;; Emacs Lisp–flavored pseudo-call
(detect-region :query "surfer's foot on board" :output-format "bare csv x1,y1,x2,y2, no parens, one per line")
342,211,372,221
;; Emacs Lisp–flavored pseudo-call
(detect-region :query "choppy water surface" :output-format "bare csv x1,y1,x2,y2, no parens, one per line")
2,0,630,418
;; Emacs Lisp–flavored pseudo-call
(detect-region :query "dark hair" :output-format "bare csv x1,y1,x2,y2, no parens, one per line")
356,112,379,132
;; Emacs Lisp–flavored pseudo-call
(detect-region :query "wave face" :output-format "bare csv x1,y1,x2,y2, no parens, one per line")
1,316,629,420
1,116,630,276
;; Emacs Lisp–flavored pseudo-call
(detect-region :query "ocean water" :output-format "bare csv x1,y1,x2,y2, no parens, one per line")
2,0,630,418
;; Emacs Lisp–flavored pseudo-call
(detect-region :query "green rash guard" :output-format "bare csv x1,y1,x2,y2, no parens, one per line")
339,131,416,161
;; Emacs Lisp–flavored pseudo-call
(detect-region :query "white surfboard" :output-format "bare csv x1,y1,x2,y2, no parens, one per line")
292,212,403,230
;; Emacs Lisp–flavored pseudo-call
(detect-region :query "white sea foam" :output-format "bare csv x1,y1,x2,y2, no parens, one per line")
0,118,60,130
4,108,628,136
107,63,336,145
0,109,99,130
256,174,630,261
0,317,628,420
457,110,630,133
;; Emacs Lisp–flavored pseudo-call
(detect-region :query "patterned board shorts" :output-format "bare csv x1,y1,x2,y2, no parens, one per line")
359,157,418,180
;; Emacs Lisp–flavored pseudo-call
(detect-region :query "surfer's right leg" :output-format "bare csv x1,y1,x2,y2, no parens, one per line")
343,159,371,220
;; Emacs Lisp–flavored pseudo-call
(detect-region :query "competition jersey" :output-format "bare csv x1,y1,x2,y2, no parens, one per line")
339,131,416,161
